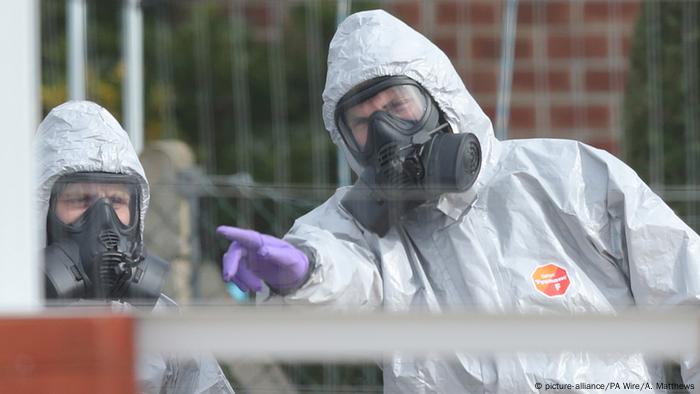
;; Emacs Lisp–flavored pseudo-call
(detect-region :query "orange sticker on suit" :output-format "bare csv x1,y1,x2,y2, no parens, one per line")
531,264,570,297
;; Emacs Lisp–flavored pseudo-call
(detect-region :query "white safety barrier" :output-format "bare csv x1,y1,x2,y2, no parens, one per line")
0,0,39,311
137,307,700,360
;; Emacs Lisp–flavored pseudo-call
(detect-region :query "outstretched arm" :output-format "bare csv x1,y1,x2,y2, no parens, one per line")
218,193,383,309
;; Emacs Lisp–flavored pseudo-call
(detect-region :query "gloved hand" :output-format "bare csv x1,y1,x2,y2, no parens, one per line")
217,226,310,292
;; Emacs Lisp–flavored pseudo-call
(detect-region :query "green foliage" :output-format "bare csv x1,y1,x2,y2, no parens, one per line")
623,2,700,227
41,0,125,116
142,2,339,178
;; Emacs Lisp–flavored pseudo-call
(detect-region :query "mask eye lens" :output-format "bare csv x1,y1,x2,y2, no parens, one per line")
106,189,132,226
52,177,137,226
382,86,426,121
60,193,93,209
55,185,96,225
344,118,369,149
339,83,428,154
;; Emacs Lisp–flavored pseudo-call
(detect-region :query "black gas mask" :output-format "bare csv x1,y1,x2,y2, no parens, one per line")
44,172,167,306
337,76,482,236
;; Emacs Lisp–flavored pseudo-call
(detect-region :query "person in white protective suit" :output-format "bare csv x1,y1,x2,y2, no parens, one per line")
36,100,235,394
217,10,700,393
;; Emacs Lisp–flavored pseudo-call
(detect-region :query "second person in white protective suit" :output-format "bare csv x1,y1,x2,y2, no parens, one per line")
217,10,700,393
37,100,235,394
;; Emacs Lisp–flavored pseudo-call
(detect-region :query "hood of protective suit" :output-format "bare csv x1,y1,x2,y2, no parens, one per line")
322,9,498,178
35,100,149,247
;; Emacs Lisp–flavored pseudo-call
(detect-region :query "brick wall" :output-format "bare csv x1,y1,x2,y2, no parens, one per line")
388,0,642,155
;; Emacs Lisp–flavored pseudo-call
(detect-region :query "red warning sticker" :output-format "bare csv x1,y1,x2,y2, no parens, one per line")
531,264,570,297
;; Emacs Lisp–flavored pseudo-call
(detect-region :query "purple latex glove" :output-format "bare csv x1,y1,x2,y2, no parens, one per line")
217,226,310,292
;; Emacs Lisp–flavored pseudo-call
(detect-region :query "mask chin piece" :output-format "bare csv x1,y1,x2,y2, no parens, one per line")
43,238,167,309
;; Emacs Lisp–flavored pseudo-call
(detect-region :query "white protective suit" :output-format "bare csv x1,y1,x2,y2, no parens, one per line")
35,100,234,394
269,10,700,393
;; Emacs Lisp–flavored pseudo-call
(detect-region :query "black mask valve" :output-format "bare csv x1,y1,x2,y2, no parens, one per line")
95,230,139,299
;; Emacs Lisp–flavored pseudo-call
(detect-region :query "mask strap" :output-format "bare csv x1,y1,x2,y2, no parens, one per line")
398,122,451,152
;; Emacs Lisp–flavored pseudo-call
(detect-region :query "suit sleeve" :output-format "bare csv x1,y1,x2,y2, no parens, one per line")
599,149,700,387
262,190,384,310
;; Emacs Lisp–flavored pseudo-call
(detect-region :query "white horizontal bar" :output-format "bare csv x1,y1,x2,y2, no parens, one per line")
136,307,700,361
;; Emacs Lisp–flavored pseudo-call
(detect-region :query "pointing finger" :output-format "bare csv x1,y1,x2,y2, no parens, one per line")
216,226,264,250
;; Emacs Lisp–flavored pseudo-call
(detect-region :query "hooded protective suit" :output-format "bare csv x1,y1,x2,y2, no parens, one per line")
36,101,234,394
266,10,700,393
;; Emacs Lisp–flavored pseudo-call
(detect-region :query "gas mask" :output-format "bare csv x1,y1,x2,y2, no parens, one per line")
43,172,167,307
336,76,481,236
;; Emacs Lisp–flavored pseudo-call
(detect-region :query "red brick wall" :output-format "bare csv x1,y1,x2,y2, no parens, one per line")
388,0,642,155
0,315,135,394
